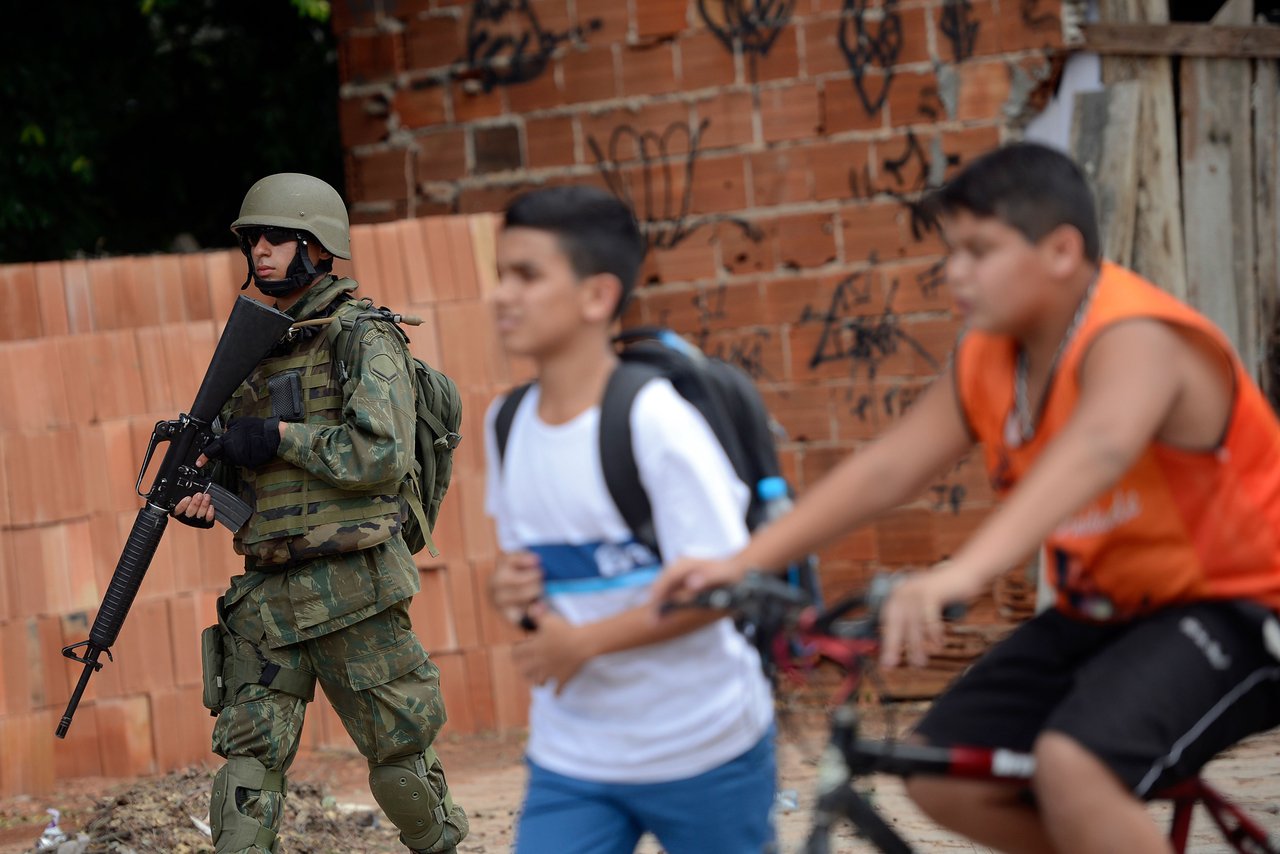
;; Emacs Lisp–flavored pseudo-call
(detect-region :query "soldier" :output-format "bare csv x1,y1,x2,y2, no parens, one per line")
174,173,468,854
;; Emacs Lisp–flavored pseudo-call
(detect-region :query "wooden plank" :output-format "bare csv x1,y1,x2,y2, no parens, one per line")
1180,0,1258,371
1069,82,1141,267
1097,0,1187,298
1084,23,1280,59
1255,58,1280,399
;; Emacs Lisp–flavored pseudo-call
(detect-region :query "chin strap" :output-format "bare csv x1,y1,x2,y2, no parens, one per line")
240,233,330,296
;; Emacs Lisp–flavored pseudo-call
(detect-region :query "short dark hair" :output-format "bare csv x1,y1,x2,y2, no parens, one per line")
928,142,1101,264
504,185,646,319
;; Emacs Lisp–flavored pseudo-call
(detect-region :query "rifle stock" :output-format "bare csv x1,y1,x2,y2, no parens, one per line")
57,296,294,738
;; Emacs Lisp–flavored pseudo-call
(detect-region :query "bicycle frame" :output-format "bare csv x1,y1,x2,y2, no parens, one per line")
688,575,1280,854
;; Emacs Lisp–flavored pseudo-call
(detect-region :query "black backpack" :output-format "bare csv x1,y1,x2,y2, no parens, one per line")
493,326,821,602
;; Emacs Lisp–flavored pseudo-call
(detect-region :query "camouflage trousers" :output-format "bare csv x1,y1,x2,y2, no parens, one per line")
208,591,467,853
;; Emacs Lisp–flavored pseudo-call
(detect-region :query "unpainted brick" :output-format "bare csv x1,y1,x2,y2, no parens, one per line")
340,31,403,83
525,115,577,168
405,14,466,70
677,29,739,90
416,129,469,183
688,153,749,215
635,0,689,39
396,80,450,129
352,148,414,204
693,90,756,150
620,43,680,97
760,82,822,143
337,95,386,148
561,45,620,104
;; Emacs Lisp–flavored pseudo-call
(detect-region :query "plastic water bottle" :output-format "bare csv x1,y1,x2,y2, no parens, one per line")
756,476,822,607
756,476,793,523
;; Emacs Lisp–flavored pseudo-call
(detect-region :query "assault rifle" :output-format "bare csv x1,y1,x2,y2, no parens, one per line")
56,295,294,738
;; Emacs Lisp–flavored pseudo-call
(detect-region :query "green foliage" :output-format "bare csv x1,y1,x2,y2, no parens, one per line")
1,0,341,263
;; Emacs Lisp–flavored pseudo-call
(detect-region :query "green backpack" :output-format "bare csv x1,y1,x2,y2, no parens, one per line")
327,298,462,557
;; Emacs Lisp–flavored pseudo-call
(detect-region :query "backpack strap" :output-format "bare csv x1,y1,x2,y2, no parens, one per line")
495,368,663,554
598,362,662,556
493,383,534,464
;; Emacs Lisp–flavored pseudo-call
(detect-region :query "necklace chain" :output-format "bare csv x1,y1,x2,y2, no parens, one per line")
1013,276,1099,443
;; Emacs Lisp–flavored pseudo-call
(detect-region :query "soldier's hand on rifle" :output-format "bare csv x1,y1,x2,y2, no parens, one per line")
203,416,283,469
174,492,216,523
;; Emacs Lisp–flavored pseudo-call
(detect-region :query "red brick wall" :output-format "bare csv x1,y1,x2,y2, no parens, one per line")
333,0,1064,598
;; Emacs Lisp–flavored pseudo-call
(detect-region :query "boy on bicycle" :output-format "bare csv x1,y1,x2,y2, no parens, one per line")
654,143,1280,853
483,186,776,853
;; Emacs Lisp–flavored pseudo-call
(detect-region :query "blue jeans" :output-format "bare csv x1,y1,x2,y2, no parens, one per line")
514,727,777,854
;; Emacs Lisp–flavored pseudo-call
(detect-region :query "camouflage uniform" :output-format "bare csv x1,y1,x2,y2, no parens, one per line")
206,275,468,854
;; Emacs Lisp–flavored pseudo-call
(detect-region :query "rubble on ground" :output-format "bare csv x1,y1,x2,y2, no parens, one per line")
31,769,402,854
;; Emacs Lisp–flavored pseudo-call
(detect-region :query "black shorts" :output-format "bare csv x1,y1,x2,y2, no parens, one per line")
913,599,1280,796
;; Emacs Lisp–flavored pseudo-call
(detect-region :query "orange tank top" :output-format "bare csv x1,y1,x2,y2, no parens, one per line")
955,262,1280,620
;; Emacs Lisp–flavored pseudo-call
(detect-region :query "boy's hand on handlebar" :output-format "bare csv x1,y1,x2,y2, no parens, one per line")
650,556,747,614
879,562,975,669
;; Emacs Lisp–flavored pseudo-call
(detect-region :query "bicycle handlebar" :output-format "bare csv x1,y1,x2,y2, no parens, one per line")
662,570,967,675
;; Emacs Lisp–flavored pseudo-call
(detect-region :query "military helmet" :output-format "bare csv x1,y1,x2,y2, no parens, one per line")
230,173,351,259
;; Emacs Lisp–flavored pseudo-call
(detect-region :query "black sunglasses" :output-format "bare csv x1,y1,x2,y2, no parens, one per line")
239,226,298,248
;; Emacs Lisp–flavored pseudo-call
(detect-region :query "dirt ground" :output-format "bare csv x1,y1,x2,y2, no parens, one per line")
3,701,1279,854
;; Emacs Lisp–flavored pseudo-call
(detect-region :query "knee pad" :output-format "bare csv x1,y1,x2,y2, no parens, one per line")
368,750,469,852
211,756,286,853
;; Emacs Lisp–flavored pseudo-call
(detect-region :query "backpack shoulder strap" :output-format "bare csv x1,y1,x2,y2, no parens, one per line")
599,361,662,554
494,383,534,465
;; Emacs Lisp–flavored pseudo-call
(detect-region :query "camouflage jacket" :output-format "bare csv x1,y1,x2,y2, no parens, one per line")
222,276,420,645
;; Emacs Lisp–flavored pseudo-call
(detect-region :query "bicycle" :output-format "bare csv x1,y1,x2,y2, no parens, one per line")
666,572,1280,854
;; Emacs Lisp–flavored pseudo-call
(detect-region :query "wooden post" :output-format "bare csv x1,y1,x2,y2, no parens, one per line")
1097,0,1187,299
1070,82,1141,268
1255,57,1280,398
1180,0,1257,372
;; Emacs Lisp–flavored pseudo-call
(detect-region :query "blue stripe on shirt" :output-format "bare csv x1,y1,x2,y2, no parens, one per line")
528,541,660,596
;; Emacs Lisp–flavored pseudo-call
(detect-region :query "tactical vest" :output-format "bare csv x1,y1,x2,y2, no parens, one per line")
229,305,403,565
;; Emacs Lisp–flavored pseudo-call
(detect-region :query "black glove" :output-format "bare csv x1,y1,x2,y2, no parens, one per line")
204,416,282,469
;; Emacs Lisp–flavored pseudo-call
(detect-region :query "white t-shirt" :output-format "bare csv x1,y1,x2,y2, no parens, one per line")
484,378,774,784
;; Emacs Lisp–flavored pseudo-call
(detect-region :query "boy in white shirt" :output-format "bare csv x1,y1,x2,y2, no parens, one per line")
484,186,776,853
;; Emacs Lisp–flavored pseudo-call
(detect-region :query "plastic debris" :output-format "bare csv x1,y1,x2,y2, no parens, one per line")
35,809,68,851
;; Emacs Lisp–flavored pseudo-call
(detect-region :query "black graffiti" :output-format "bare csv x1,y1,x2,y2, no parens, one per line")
710,330,775,381
916,84,948,121
848,130,960,241
938,0,979,62
463,0,601,91
839,0,903,116
698,0,796,56
1021,0,1059,32
589,119,761,252
930,482,967,514
851,393,875,422
799,263,941,380
656,286,774,382
916,258,947,300
883,383,925,419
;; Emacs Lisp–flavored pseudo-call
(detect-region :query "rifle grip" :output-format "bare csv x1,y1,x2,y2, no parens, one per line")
208,482,253,532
